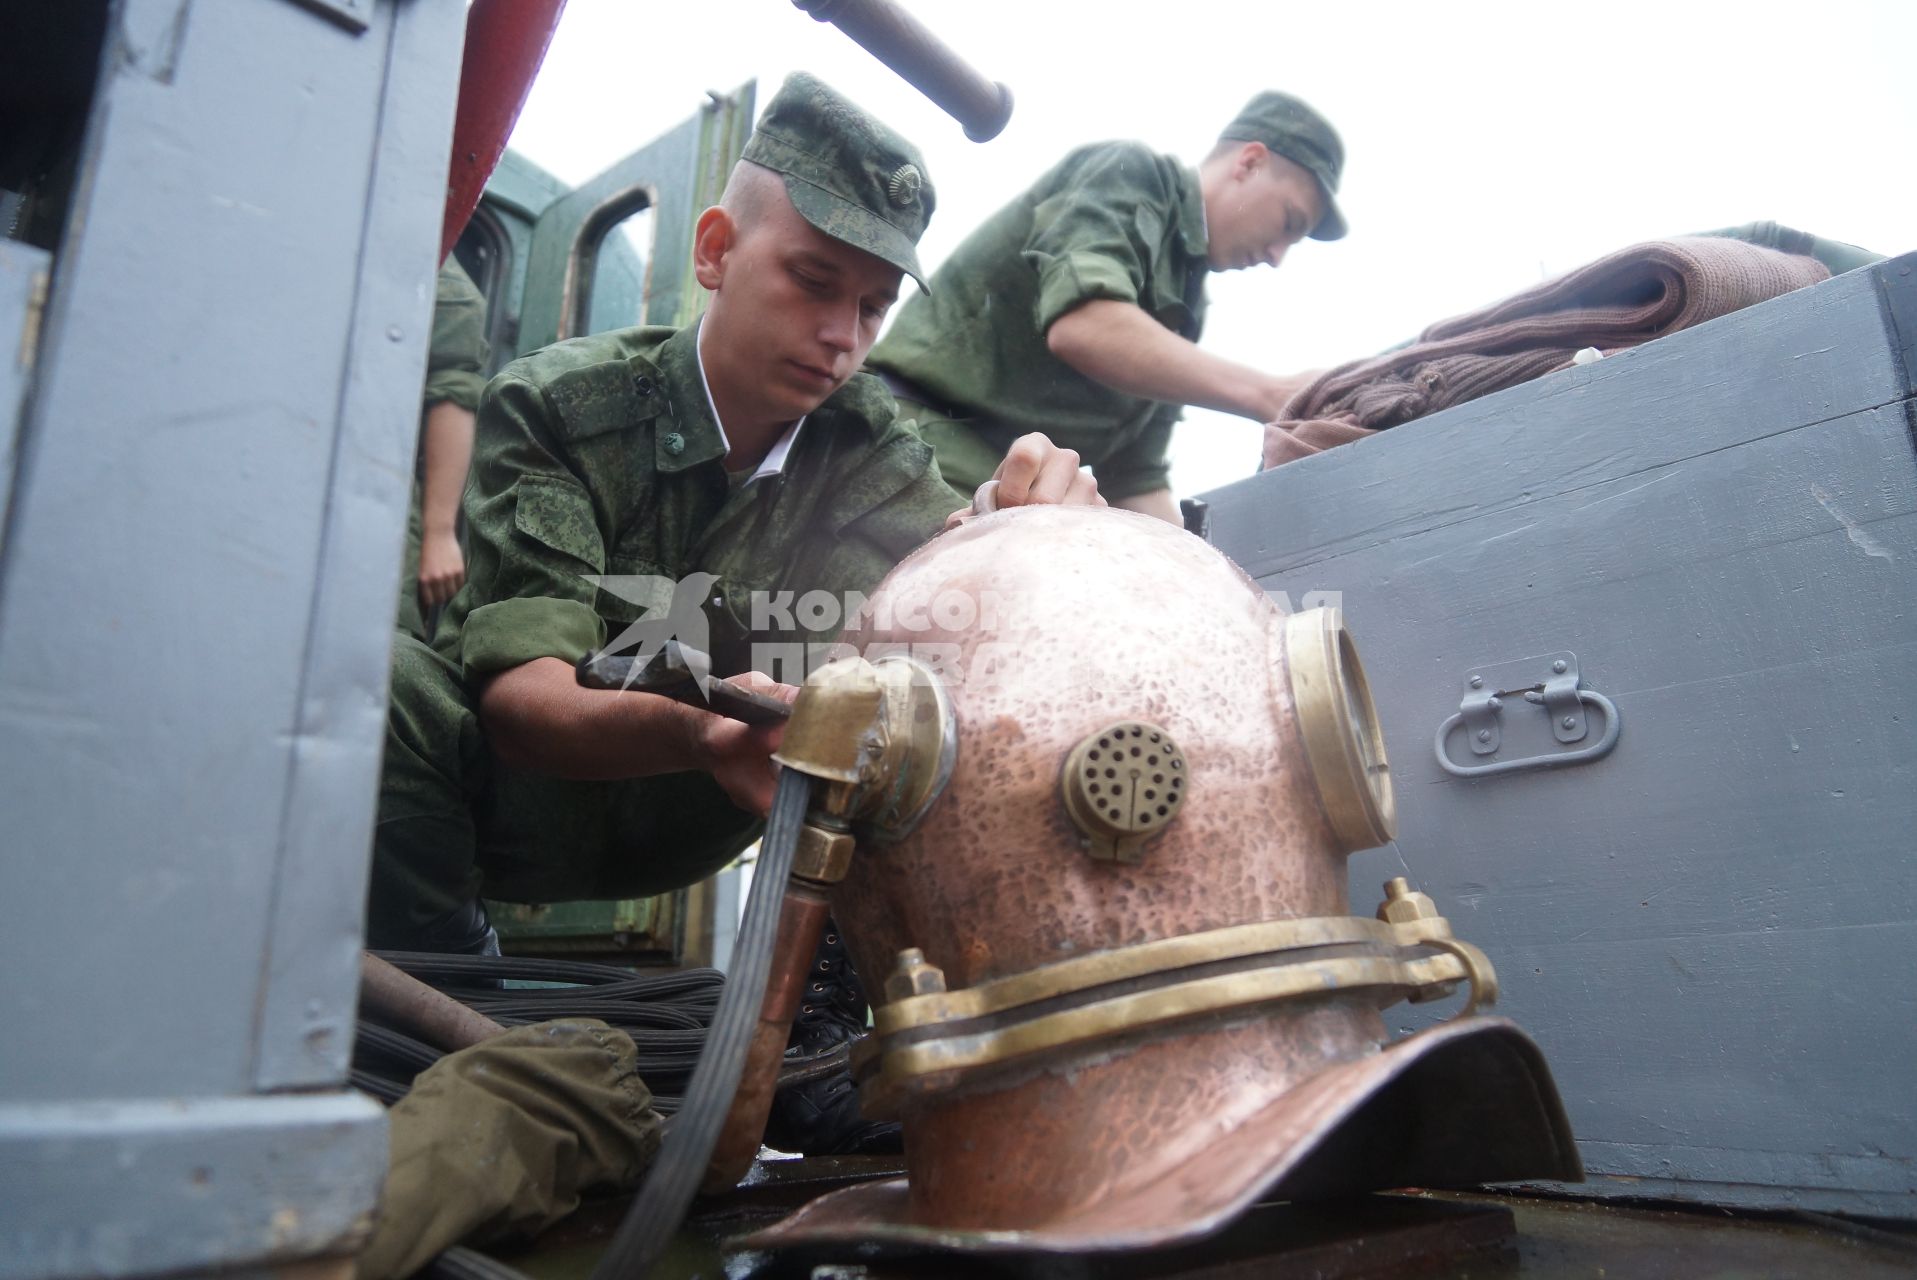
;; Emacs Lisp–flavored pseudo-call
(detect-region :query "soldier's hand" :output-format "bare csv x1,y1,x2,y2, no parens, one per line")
945,433,1104,529
699,672,801,816
1254,369,1322,423
418,531,467,608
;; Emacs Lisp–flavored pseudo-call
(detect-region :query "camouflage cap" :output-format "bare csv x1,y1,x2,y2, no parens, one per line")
742,71,936,290
1220,91,1347,242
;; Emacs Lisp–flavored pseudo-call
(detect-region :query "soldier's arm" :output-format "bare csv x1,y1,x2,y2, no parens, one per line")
416,261,491,604
479,659,791,815
455,374,790,815
416,400,475,606
1047,300,1306,423
1024,146,1305,424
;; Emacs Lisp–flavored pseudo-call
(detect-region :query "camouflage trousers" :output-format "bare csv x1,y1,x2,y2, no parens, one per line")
394,486,429,645
366,636,761,948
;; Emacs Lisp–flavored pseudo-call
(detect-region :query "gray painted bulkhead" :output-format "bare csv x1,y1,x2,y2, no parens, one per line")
0,243,52,546
1203,256,1917,1218
0,0,468,1274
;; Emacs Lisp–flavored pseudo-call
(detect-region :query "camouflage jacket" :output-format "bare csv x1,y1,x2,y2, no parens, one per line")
437,323,965,682
869,140,1209,499
423,258,490,414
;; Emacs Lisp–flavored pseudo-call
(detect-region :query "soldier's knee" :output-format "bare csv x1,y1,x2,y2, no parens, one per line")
386,634,474,762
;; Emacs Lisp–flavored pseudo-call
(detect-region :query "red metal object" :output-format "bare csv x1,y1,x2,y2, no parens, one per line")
439,0,568,262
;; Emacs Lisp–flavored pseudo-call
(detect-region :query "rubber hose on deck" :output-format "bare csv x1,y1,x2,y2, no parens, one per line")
586,767,815,1280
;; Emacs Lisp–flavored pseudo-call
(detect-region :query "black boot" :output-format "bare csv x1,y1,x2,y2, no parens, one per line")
407,897,502,958
763,923,902,1156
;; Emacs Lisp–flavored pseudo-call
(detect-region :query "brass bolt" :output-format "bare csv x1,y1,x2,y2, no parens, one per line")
884,947,947,1003
1381,878,1459,1003
1377,876,1442,925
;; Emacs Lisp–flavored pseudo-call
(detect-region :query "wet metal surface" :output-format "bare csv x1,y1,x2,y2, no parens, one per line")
489,1163,1917,1280
1480,1192,1917,1279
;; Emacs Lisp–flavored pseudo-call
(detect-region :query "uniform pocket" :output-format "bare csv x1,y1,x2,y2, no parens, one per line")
512,475,604,569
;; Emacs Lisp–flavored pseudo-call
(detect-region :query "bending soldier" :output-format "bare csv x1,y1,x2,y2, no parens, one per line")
869,91,1348,523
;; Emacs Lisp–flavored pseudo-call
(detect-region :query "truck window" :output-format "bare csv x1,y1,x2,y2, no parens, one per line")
452,206,514,376
578,197,656,336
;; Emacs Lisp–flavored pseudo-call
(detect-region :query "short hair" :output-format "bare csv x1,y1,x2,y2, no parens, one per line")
719,160,787,236
1204,137,1313,185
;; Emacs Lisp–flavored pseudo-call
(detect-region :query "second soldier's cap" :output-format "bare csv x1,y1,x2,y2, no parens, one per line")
742,72,936,290
1219,91,1347,241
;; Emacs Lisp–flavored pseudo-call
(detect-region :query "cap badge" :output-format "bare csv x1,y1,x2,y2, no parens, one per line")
887,163,922,209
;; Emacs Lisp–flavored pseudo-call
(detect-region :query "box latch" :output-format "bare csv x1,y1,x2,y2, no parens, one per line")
1437,651,1620,779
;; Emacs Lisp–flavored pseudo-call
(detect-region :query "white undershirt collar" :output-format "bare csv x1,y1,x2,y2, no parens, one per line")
694,317,804,483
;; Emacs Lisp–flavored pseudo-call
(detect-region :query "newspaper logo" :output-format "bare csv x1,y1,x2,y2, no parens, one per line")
584,572,718,694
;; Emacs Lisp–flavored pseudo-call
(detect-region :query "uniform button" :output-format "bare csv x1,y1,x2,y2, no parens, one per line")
662,431,684,455
634,375,655,396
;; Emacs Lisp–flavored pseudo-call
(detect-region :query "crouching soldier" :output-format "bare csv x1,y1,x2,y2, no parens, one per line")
366,72,1101,1154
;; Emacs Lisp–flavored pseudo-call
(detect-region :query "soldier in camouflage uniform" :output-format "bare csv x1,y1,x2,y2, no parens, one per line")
368,72,1098,957
869,92,1347,525
396,258,490,643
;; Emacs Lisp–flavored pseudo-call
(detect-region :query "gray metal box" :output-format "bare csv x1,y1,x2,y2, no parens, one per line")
0,0,467,1274
1203,255,1917,1218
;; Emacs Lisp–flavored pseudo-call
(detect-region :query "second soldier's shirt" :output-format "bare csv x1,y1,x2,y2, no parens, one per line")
423,259,491,415
868,141,1210,500
434,321,965,684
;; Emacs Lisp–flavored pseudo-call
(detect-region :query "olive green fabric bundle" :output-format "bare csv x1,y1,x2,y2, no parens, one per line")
357,1019,663,1280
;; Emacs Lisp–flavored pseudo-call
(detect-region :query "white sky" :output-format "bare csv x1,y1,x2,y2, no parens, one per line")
508,0,1917,499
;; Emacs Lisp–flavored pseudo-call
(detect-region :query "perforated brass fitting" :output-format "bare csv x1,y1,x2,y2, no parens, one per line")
1061,721,1188,863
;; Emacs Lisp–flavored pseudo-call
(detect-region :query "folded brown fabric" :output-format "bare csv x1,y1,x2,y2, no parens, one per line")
1261,237,1830,469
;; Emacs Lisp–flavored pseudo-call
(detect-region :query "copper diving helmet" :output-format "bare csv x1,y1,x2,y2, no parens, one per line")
753,504,1579,1253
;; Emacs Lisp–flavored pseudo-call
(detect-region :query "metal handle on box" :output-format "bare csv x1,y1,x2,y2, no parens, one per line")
1434,651,1622,779
1435,688,1621,778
